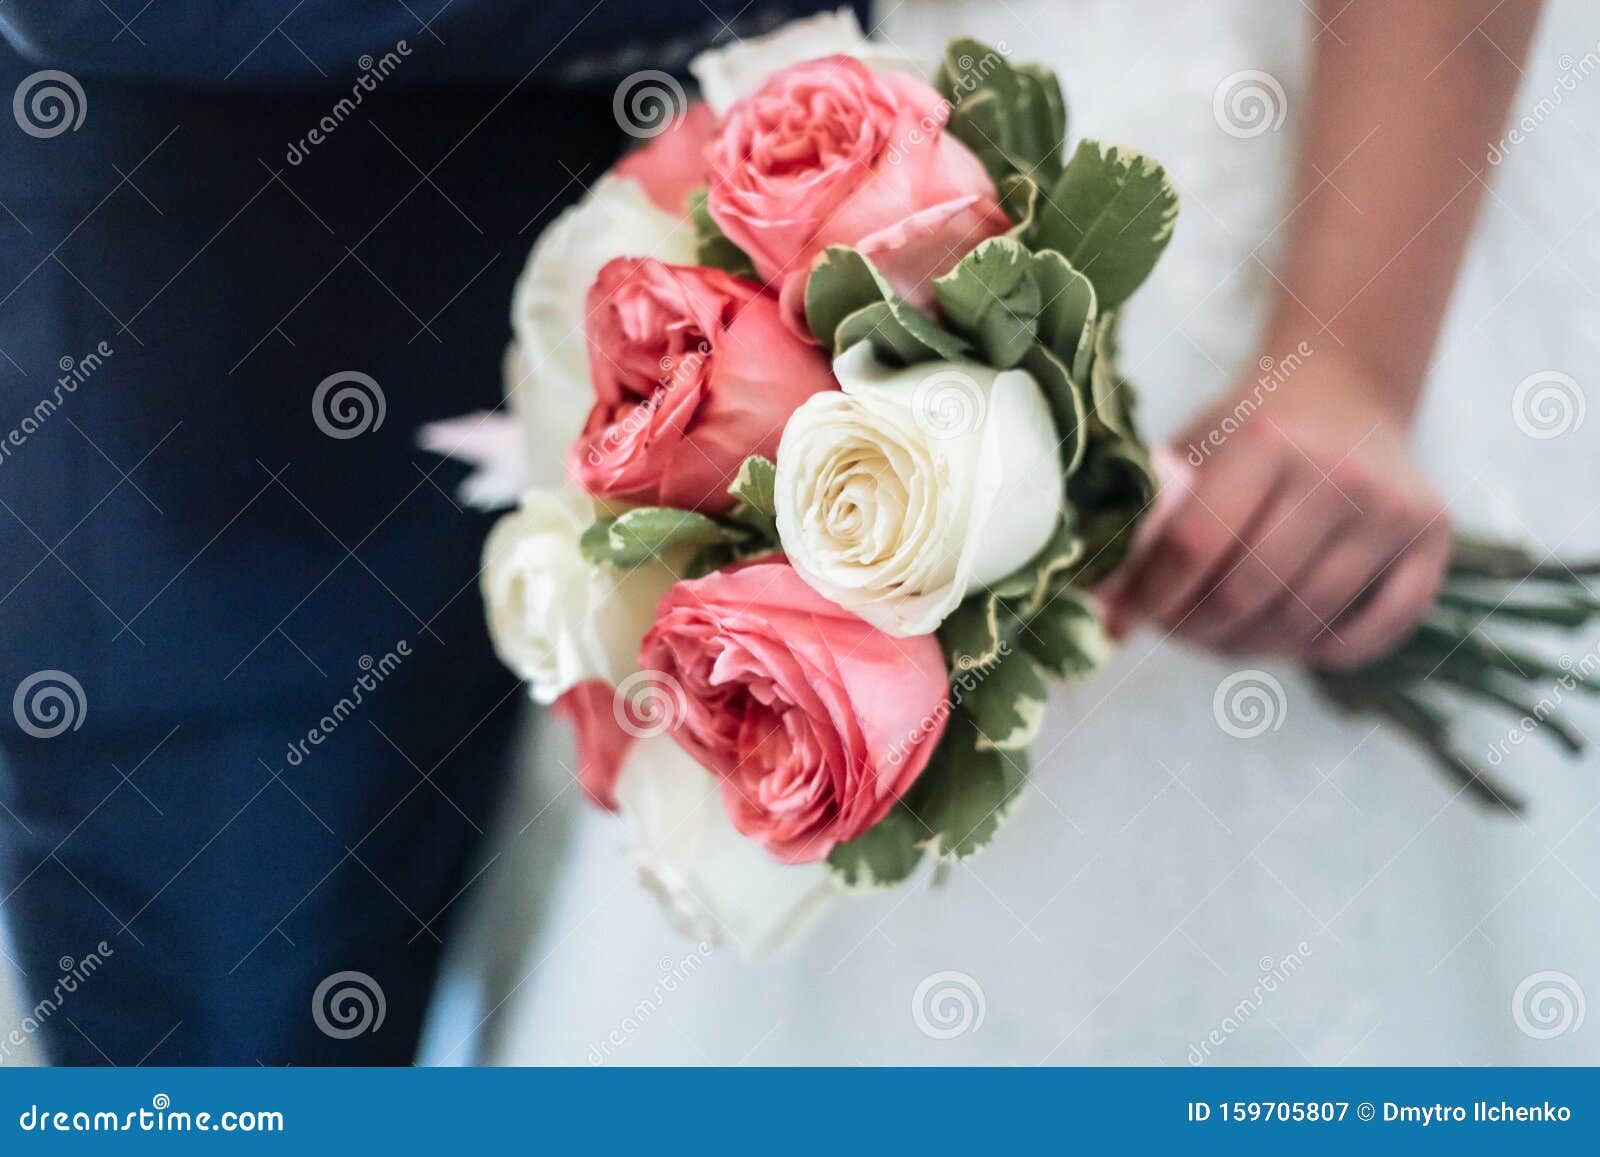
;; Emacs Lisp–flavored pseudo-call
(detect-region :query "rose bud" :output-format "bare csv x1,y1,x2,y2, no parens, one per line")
572,257,835,513
639,560,949,863
704,55,1008,329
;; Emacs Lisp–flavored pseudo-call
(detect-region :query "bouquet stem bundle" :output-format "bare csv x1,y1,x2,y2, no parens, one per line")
1314,535,1600,812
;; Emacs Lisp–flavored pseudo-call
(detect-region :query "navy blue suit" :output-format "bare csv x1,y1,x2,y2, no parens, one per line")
0,1,859,1065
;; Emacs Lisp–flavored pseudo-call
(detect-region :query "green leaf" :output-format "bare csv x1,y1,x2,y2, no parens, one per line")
1034,140,1178,310
907,714,1028,859
688,188,757,280
1028,248,1097,385
961,645,1049,751
939,594,1014,675
933,237,1040,368
991,518,1086,615
827,806,926,889
726,454,778,540
940,520,1087,680
1087,312,1134,435
1021,588,1111,680
579,507,742,569
805,247,969,362
999,174,1041,243
938,38,1068,185
1014,63,1068,182
1018,343,1088,477
1063,436,1159,586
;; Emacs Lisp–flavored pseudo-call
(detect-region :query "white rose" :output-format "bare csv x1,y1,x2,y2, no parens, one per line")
481,488,678,704
508,175,697,487
775,341,1063,637
613,733,834,957
689,8,931,115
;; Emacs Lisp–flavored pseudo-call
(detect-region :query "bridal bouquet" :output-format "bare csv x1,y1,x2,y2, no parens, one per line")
424,11,1598,951
424,11,1176,948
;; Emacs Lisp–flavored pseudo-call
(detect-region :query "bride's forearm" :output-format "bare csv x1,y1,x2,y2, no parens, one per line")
1263,0,1543,421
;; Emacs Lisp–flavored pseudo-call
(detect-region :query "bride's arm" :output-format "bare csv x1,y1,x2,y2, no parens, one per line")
1116,0,1545,665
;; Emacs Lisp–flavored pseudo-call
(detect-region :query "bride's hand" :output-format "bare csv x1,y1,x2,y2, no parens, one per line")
1116,353,1451,667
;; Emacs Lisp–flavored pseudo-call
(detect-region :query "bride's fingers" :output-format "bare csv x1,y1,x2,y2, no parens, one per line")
1216,522,1398,657
1179,479,1356,646
1125,453,1285,630
1309,526,1451,667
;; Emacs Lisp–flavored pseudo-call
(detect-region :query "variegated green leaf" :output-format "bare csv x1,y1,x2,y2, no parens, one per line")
1028,249,1097,386
963,646,1049,751
805,247,969,362
1018,343,1088,477
826,806,926,889
1022,588,1111,680
1063,436,1159,586
1034,140,1178,310
726,454,778,540
687,188,758,280
907,714,1029,859
579,507,742,569
938,39,1067,185
933,236,1040,369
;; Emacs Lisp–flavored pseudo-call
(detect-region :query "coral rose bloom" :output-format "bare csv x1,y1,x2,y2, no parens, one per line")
704,55,1009,328
613,101,718,216
640,561,949,863
572,258,835,513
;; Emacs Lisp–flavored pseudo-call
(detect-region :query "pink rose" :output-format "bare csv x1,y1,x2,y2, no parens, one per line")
613,101,718,216
552,679,632,811
572,258,835,514
640,560,949,863
704,55,1009,329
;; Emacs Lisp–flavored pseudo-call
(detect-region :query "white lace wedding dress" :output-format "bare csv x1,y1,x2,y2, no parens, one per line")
422,0,1600,1065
